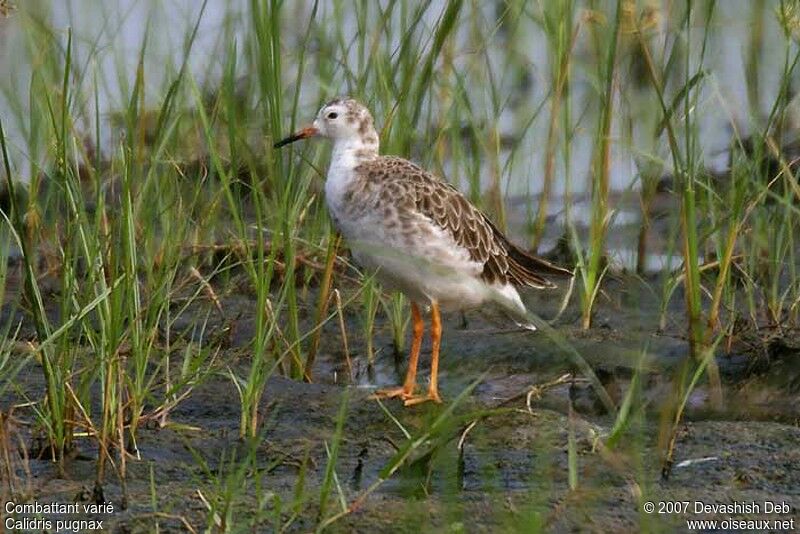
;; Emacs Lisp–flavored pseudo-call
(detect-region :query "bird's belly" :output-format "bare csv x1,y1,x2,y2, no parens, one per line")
335,212,488,310
355,248,488,309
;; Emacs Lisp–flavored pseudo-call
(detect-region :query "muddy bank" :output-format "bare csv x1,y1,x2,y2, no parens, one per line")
2,271,799,532
7,371,798,532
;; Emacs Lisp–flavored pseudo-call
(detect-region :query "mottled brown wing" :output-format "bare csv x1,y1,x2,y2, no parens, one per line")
367,157,569,289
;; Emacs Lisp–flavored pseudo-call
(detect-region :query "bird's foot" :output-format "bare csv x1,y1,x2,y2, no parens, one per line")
369,386,414,401
402,390,443,406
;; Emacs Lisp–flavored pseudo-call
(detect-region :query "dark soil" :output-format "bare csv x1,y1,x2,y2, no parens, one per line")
1,267,799,533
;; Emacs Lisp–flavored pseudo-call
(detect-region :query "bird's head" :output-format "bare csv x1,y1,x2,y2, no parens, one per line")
274,97,378,150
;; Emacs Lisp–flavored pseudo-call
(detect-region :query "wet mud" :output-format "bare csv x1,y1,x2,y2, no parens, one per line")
1,270,799,532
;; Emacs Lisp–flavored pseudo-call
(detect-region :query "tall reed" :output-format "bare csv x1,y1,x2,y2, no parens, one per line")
532,0,576,251
578,0,623,329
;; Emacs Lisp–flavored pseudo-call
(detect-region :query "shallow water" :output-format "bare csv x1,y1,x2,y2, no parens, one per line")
1,1,791,273
0,0,791,194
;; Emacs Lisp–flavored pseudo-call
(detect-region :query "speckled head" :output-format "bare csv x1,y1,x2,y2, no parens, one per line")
274,97,379,152
313,98,378,147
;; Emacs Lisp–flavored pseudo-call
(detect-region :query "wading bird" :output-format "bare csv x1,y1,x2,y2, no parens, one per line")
275,98,570,405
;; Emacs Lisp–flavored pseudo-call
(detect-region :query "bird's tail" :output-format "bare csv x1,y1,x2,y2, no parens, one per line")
506,241,573,288
483,217,573,289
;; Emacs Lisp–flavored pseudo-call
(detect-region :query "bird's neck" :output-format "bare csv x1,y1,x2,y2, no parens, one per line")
325,134,379,217
330,134,379,170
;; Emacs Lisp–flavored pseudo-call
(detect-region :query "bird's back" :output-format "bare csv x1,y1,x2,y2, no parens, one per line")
342,155,571,292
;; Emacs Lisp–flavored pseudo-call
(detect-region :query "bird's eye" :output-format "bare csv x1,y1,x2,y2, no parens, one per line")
327,112,339,120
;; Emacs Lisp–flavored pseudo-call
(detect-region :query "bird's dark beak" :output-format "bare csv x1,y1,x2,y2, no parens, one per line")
273,126,319,148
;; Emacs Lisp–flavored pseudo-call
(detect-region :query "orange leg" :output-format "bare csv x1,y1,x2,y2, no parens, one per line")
402,302,425,394
404,301,443,406
371,302,424,400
